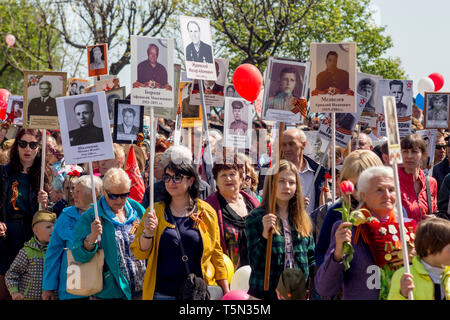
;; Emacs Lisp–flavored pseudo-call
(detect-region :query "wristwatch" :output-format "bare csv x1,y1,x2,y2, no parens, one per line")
142,230,154,239
84,236,98,246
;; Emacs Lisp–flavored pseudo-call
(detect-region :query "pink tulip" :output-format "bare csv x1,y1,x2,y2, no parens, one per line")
339,180,354,195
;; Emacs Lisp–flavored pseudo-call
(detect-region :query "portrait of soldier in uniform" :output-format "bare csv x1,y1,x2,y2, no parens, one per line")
185,20,213,63
229,100,248,135
68,100,104,146
357,78,377,116
27,81,58,117
315,51,350,93
426,94,448,125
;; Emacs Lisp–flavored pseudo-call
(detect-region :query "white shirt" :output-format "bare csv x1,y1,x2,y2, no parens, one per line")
298,158,315,214
421,259,445,298
122,124,132,134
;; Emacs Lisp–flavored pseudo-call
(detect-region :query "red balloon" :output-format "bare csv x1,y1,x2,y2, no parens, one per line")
232,64,262,102
222,290,250,300
0,89,11,120
428,73,444,92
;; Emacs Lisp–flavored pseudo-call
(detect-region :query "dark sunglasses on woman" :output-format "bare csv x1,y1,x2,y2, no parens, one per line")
17,140,39,150
106,192,130,200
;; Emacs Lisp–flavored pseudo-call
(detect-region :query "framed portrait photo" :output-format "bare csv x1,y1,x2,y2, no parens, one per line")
105,86,126,125
113,100,144,144
179,15,216,81
6,95,24,126
262,56,310,123
87,43,108,77
383,96,402,164
56,91,114,164
68,78,89,96
23,70,67,129
424,92,450,129
223,97,252,149
179,81,203,127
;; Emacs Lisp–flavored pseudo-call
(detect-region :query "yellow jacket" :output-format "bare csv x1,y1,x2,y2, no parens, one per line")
388,256,450,300
130,199,228,300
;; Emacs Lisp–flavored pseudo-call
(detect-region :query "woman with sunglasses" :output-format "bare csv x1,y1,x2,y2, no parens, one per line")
0,129,51,300
131,145,229,300
205,161,260,269
71,168,146,300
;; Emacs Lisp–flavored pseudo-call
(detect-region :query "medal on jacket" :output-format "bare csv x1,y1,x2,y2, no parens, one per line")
384,241,394,261
10,180,19,211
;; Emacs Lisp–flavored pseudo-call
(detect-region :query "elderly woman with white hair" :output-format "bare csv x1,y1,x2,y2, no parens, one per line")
131,145,229,300
315,166,417,300
42,174,103,300
71,168,146,300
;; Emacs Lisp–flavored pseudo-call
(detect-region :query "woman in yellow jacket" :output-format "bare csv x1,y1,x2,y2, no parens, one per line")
130,146,229,300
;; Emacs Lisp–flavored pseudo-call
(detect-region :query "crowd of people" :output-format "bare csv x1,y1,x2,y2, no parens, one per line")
0,103,449,301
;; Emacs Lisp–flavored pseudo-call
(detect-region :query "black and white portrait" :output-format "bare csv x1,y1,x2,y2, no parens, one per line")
68,78,89,96
105,87,126,125
335,112,356,133
384,96,400,146
6,95,24,126
357,73,381,116
56,91,114,164
180,15,216,81
424,92,449,129
24,71,67,129
224,97,252,148
225,84,241,98
262,57,309,123
309,42,356,113
389,80,408,117
87,44,108,77
113,100,143,144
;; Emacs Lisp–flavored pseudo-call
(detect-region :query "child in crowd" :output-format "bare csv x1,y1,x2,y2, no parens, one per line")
5,210,56,300
388,217,450,300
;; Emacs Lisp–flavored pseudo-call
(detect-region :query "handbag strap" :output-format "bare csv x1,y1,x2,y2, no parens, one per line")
167,206,191,275
425,175,432,215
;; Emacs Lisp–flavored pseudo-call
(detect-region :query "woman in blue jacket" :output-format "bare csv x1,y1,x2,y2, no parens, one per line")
71,168,146,300
42,175,102,300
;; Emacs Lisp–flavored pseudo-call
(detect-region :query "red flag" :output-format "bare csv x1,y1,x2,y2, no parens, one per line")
125,145,145,203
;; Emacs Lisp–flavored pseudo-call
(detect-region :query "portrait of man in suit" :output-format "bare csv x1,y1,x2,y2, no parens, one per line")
185,20,213,63
68,99,104,146
117,107,140,135
27,81,58,117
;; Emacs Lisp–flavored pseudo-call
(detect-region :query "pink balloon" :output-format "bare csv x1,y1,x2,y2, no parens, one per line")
5,34,15,48
428,73,444,91
222,290,250,300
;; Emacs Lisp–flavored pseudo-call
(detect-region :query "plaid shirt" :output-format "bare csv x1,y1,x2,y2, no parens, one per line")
246,207,316,298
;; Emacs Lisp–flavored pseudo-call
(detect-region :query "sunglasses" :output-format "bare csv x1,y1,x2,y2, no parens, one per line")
162,173,185,184
436,144,447,150
17,140,39,150
106,192,129,200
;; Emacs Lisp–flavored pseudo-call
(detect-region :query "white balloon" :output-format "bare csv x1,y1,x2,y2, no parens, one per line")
229,265,251,291
418,77,435,96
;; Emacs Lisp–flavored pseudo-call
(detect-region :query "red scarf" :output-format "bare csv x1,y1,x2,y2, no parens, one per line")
354,207,417,268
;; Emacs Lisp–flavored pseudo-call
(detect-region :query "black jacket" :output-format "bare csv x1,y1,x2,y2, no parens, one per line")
432,157,450,191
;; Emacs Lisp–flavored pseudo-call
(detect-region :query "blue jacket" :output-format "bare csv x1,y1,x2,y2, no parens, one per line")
71,198,145,300
43,206,86,300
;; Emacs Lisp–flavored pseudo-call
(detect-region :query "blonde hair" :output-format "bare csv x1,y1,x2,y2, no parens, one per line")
103,167,131,191
74,175,103,200
237,153,259,192
339,149,383,184
259,159,312,237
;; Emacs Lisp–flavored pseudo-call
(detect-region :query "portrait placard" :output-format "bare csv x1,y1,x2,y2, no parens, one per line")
317,93,367,148
6,95,24,126
357,72,381,128
68,78,89,96
303,131,328,165
416,129,438,169
179,15,217,81
113,100,144,144
23,70,67,129
87,44,108,77
424,92,450,129
130,36,174,108
179,81,202,128
105,87,126,125
309,42,357,113
378,79,413,137
383,96,402,165
223,97,252,149
262,57,310,123
152,64,181,120
56,91,114,164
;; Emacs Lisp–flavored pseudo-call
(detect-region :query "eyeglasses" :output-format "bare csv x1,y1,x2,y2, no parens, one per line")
106,191,130,200
436,144,446,150
162,173,185,184
245,175,252,182
17,140,39,150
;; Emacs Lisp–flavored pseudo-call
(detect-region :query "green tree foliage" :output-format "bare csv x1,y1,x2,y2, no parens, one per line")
0,0,63,94
187,0,405,79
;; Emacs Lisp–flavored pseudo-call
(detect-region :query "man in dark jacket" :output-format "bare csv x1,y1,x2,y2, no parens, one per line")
432,136,450,190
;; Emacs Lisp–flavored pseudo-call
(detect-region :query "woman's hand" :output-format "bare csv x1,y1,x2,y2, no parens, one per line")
38,190,48,208
262,213,277,239
11,292,24,300
333,222,353,262
42,290,56,300
0,222,6,237
143,210,158,237
400,273,414,298
88,218,102,241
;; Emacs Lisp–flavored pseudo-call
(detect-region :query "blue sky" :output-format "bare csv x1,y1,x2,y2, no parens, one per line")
371,0,450,93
